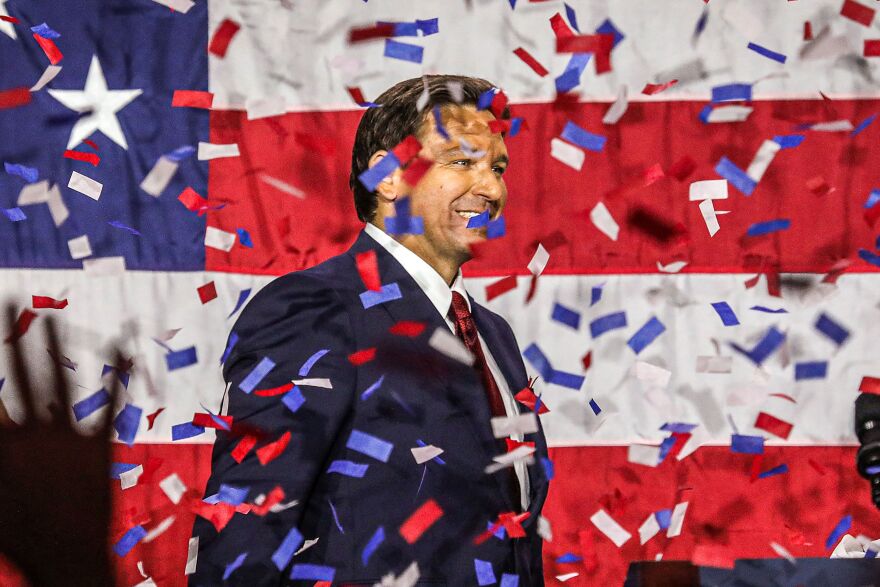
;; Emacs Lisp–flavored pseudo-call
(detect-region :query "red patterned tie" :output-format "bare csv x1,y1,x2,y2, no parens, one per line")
448,291,522,511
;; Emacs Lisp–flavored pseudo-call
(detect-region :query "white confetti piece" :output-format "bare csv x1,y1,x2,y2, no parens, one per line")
537,515,553,542
204,226,237,252
550,137,584,171
667,501,689,537
411,445,444,464
706,105,753,123
770,541,796,564
184,536,198,575
590,202,619,241
197,141,240,160
556,573,579,582
82,256,125,277
119,464,143,490
152,0,195,13
17,180,51,205
31,65,62,92
68,170,103,200
140,156,179,197
486,445,535,473
633,361,671,388
67,235,92,260
657,260,688,273
689,179,728,201
628,444,661,467
159,473,187,504
46,185,68,227
143,515,176,543
602,85,628,124
696,356,732,373
527,243,550,276
490,412,538,438
699,199,722,237
291,377,332,389
591,508,632,547
427,327,473,365
639,513,661,545
259,173,305,199
810,120,853,132
746,139,781,182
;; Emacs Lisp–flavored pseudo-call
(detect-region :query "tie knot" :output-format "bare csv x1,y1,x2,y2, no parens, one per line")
449,291,471,322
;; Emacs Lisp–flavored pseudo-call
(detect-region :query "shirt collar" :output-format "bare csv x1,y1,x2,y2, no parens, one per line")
363,223,470,318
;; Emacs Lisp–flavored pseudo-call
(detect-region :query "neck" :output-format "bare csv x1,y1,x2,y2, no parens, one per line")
400,235,462,286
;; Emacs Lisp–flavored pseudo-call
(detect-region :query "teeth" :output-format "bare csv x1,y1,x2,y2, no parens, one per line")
456,211,481,219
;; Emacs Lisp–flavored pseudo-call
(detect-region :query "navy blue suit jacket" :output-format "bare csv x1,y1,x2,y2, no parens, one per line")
191,230,550,585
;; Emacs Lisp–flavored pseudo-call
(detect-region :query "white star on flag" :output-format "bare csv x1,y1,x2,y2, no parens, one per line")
48,55,142,150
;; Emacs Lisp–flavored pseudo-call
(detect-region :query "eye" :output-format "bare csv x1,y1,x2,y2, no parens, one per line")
451,159,472,167
493,165,507,176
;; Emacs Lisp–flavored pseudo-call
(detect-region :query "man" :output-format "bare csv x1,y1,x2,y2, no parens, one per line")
191,75,550,586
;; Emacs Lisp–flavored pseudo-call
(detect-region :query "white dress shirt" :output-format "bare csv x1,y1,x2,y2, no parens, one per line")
364,223,530,511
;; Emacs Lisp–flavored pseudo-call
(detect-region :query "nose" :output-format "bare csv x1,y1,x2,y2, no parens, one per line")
471,165,505,207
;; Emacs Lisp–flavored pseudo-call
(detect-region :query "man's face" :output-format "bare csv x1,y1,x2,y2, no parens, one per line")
393,104,509,273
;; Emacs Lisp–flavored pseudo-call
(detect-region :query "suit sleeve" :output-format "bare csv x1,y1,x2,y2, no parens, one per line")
189,272,356,586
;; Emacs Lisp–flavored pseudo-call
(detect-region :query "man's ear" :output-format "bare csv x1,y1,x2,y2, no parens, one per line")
369,150,402,204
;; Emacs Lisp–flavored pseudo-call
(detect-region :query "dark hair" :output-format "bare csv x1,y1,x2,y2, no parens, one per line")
349,75,510,222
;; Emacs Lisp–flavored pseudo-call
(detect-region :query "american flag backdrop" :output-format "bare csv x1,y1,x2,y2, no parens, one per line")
2,0,880,584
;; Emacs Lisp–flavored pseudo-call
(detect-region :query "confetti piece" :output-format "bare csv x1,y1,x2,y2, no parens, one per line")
666,501,689,537
711,83,751,102
715,156,756,196
825,515,853,549
551,303,580,330
399,499,443,544
228,289,251,318
627,317,666,354
795,361,827,380
32,295,67,310
491,413,538,438
815,313,850,346
475,559,496,586
773,134,805,149
362,526,385,566
67,234,92,260
348,23,396,43
205,226,236,252
527,244,550,276
347,430,394,462
638,513,661,544
114,525,147,557
209,19,240,57
195,281,217,304
758,464,788,479
184,537,199,575
3,208,25,222
0,87,30,109
4,162,38,182
486,275,518,301
513,47,548,77
158,473,186,504
710,302,739,326
588,398,601,415
327,460,369,477
359,152,401,192
238,357,276,394
177,187,207,212
852,113,877,137
290,564,335,582
166,346,197,371
590,312,627,338
550,138,584,171
746,140,781,182
602,85,628,124
689,179,728,201
590,509,631,547
747,41,786,63
257,431,291,465
114,403,143,446
171,422,205,440
230,434,257,462
747,219,791,237
154,0,195,11
360,282,402,309
73,389,110,421
842,0,874,26
67,170,102,200
197,142,240,160
222,552,248,581
466,210,490,229
33,34,62,65
296,349,328,378
731,434,764,454
642,80,678,95
560,121,606,152
731,326,785,365
384,39,423,63
236,228,253,248
172,90,214,109
754,412,793,439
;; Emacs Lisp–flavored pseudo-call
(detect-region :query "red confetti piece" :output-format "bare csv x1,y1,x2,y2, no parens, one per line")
255,382,294,397
822,259,852,284
0,15,19,23
505,438,535,453
525,273,540,304
348,347,377,366
192,413,233,430
513,47,549,77
191,501,235,532
172,90,214,109
0,87,31,109
514,386,550,414
865,203,880,227
555,33,611,54
208,18,240,57
63,150,101,166
355,250,382,292
4,309,37,344
841,0,874,26
146,408,165,430
489,90,509,119
499,511,529,538
804,21,813,41
33,34,62,64
642,79,679,95
178,187,207,212
399,499,443,544
256,430,291,465
231,434,258,463
859,376,880,395
549,12,575,41
767,393,797,403
346,86,371,107
348,23,395,43
391,135,423,166
749,454,764,483
808,458,827,476
401,157,432,187
138,456,164,484
865,40,880,57
389,321,426,337
582,350,592,371
485,275,518,302
32,295,68,309
197,281,217,304
754,411,793,440
83,139,99,150
250,485,285,515
805,175,834,196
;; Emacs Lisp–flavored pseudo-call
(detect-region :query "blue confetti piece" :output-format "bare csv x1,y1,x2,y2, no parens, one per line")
31,23,61,38
747,218,791,237
508,0,516,8
282,386,306,413
383,39,423,63
166,346,197,371
218,484,249,505
383,21,418,36
114,525,147,557
715,156,756,196
730,326,786,365
773,134,805,149
385,215,424,235
107,220,141,235
228,288,251,318
555,67,582,94
590,285,603,306
661,422,698,434
114,404,142,446
290,564,336,582
852,113,877,138
693,8,709,40
272,527,304,571
758,464,788,479
474,559,496,586
490,520,506,539
487,215,506,239
360,374,385,401
866,549,878,559
564,3,580,32
825,515,852,550
171,421,205,441
859,249,880,268
595,18,624,47
328,498,345,533
432,105,450,140
236,228,253,248
864,189,880,209
467,210,490,228
750,305,787,314
3,208,26,222
165,145,196,161
522,343,554,380
795,361,827,380
560,121,606,152
416,18,439,36
556,553,582,564
4,162,38,183
731,434,764,454
477,88,497,111
747,41,787,63
588,398,601,415
110,462,138,478
358,151,401,192
238,356,276,394
551,303,581,329
815,313,850,346
360,283,403,309
347,430,394,463
549,369,585,390
220,332,239,365
655,509,672,530
223,552,248,581
657,435,677,463
590,311,627,338
627,316,666,354
500,574,519,587
73,388,111,421
711,301,740,326
327,460,369,478
101,364,130,389
541,456,555,480
698,104,714,124
362,526,385,566
299,348,329,377
711,83,752,102
508,117,524,138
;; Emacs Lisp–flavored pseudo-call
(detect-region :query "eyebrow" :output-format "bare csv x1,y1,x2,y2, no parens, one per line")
437,147,510,165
